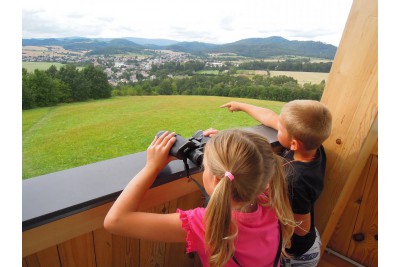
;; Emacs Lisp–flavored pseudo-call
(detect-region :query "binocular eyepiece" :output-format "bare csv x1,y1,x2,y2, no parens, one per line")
156,130,210,166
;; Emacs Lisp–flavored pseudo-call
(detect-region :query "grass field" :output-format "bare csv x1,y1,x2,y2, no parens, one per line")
22,62,84,72
22,95,285,179
197,70,220,75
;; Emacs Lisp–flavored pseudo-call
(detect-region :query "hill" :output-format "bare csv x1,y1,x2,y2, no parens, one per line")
158,36,336,59
22,36,337,59
164,41,219,55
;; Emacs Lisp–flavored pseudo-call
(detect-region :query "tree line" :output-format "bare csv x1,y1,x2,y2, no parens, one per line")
22,63,325,110
112,74,325,102
149,59,332,79
22,64,112,109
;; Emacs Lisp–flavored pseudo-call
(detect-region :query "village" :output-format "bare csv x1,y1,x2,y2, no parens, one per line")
22,45,229,86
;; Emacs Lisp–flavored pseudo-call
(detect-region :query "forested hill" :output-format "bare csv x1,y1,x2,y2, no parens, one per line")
215,36,337,59
22,36,337,59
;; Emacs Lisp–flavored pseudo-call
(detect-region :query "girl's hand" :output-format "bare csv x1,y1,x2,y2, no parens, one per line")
145,131,176,173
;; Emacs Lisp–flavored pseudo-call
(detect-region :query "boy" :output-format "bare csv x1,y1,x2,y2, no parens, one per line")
220,100,332,266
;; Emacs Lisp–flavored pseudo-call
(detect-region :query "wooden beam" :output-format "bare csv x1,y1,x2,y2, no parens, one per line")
315,0,378,235
320,115,377,253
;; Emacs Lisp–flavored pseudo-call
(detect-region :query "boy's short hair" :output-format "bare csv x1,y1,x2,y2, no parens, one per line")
280,100,332,150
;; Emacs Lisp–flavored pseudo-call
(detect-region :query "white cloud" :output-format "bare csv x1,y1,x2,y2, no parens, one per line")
21,0,352,46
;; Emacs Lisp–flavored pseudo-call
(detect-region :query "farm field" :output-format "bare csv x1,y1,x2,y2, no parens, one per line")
22,45,86,57
197,70,220,75
22,95,285,179
237,70,329,85
270,71,328,84
199,69,328,84
22,62,73,72
23,62,66,72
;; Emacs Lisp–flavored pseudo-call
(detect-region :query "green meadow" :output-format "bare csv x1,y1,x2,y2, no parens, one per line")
22,62,66,72
22,95,285,179
22,62,84,72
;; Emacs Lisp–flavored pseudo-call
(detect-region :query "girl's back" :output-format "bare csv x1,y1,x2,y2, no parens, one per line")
179,204,279,267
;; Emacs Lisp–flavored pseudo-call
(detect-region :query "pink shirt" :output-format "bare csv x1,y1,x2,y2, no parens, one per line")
177,204,279,267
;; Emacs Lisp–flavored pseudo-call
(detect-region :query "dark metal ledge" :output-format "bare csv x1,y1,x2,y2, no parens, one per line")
22,125,278,231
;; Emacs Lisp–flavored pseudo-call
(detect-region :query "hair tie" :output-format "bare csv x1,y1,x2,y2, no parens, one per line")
225,171,234,182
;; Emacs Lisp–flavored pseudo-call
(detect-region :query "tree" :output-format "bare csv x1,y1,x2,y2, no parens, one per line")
228,66,237,75
29,69,61,107
141,81,153,95
82,64,112,99
157,79,173,95
22,68,35,109
252,75,264,85
58,65,89,101
45,65,58,79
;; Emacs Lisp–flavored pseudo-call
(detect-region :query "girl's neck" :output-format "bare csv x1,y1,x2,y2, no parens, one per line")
231,200,258,213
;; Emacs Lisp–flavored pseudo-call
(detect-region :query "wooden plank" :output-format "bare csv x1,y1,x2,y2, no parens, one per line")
320,115,377,253
93,228,113,267
194,254,203,267
371,141,378,156
347,155,378,267
315,0,378,234
24,254,40,267
24,246,60,267
23,173,203,257
165,191,203,267
318,251,356,267
23,202,113,258
165,244,195,267
57,232,96,267
140,203,168,267
327,156,372,254
111,234,140,267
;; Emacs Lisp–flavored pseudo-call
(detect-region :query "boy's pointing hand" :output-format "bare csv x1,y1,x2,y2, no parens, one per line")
220,101,242,112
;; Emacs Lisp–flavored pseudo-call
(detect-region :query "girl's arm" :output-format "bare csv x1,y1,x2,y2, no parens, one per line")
220,101,279,130
104,131,187,243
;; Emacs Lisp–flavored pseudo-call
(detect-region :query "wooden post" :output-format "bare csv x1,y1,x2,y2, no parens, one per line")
314,0,378,250
320,115,377,253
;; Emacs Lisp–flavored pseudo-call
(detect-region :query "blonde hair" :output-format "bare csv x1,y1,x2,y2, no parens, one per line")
203,129,295,267
280,100,332,150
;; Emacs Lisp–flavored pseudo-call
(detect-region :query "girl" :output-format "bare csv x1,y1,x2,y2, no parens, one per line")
104,129,294,267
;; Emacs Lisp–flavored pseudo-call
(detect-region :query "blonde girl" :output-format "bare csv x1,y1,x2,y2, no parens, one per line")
105,129,294,267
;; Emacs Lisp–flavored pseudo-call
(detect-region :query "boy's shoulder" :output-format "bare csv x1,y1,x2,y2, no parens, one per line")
283,146,327,178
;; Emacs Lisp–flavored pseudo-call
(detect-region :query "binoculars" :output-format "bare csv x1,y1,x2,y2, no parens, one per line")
156,130,210,166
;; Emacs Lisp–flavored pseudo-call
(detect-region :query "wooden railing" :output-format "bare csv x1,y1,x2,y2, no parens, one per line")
23,176,204,267
23,125,278,267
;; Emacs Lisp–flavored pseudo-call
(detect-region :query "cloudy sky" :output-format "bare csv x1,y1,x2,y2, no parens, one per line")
22,0,352,46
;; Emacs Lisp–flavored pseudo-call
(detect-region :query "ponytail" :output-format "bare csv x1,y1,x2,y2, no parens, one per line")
202,129,295,265
204,177,238,267
263,154,295,251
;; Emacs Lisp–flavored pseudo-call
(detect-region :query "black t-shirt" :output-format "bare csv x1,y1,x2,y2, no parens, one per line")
280,146,326,257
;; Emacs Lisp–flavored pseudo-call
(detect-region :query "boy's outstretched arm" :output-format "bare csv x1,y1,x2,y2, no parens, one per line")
104,131,186,243
221,101,279,130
